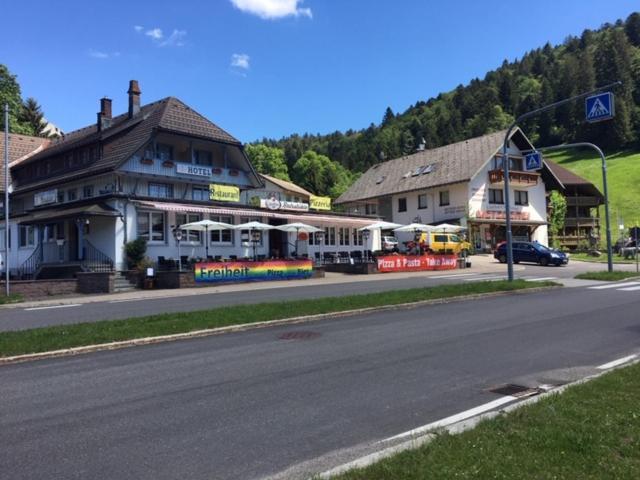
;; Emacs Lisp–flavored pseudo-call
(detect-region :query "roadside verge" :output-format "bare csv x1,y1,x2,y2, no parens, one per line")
0,280,558,364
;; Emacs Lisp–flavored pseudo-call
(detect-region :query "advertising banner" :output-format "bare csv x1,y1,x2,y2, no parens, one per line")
209,184,240,202
195,259,313,283
376,254,457,272
309,195,331,211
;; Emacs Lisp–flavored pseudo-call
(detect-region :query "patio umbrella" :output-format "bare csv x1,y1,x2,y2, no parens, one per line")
358,221,403,231
179,219,234,259
393,223,435,232
234,221,274,260
431,223,464,232
274,223,323,257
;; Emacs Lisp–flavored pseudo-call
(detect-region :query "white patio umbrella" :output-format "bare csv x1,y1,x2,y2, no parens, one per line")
431,223,464,232
234,221,274,260
393,223,435,232
178,219,235,259
358,221,403,231
275,223,323,257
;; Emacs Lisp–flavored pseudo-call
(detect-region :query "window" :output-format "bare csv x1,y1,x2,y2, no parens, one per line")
515,190,529,206
137,211,165,242
148,183,173,199
418,194,428,209
175,213,201,243
494,155,523,171
67,189,77,201
57,190,65,203
192,186,209,202
210,215,233,243
157,144,173,161
144,144,154,159
352,228,363,246
194,150,212,166
365,204,377,215
44,223,63,241
325,227,336,246
398,197,407,212
83,185,94,198
488,189,504,205
19,225,35,247
439,190,450,206
339,227,350,246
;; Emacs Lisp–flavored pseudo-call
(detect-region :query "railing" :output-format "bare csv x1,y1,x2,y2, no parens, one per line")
19,245,42,280
566,196,602,207
81,240,114,272
565,217,599,227
488,169,539,187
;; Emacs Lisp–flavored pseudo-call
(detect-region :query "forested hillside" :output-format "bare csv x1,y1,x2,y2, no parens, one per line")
257,13,640,180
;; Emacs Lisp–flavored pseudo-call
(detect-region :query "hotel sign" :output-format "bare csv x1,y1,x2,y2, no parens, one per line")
310,195,331,211
34,189,58,207
177,164,212,177
210,184,240,202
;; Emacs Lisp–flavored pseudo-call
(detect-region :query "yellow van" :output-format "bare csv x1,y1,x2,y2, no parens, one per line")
418,232,471,255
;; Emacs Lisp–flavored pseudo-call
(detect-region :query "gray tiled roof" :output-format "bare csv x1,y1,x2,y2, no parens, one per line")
14,97,242,193
335,129,531,204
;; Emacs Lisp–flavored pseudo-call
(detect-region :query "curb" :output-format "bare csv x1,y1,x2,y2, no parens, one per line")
0,285,559,366
317,356,640,479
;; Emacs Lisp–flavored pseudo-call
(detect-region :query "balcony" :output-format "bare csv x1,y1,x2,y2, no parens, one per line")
565,196,602,207
564,217,599,227
488,169,539,188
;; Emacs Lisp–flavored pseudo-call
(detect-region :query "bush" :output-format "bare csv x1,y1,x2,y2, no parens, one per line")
124,239,147,269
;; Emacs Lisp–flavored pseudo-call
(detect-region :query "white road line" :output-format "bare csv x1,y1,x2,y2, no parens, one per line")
597,354,638,370
382,396,517,442
24,304,82,311
108,298,146,304
589,281,640,290
520,277,557,281
617,286,640,291
428,273,478,279
463,276,506,282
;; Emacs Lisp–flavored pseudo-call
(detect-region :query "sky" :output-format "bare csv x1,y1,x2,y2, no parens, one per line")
2,0,639,143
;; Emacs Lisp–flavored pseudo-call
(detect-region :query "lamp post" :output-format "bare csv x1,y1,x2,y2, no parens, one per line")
4,103,9,296
316,230,325,264
362,228,370,261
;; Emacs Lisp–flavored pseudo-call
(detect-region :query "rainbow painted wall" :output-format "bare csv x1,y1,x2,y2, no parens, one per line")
194,260,313,283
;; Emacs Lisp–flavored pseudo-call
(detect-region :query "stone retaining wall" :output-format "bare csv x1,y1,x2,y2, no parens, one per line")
1,279,78,300
76,272,114,294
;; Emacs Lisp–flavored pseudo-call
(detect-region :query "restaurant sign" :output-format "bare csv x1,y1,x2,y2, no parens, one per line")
376,254,457,272
34,189,58,207
210,184,240,202
176,163,212,177
195,259,313,283
309,195,331,211
475,210,530,221
260,197,309,212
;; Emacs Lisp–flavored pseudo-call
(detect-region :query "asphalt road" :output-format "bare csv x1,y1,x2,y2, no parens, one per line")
0,257,627,331
1,285,639,479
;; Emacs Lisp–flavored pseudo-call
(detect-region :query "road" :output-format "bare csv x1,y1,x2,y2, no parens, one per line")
1,284,639,479
0,256,631,331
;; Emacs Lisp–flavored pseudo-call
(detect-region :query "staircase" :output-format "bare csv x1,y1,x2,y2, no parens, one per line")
113,272,137,293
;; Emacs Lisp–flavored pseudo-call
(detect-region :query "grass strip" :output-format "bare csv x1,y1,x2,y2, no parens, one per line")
333,361,640,480
575,271,640,281
0,280,556,357
570,252,635,264
0,293,23,305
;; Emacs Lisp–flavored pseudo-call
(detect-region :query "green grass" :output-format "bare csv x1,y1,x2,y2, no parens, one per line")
0,293,23,305
570,252,635,264
545,149,640,233
334,361,640,480
0,280,557,358
574,271,640,281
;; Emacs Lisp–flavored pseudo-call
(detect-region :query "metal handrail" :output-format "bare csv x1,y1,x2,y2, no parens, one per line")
82,240,114,272
19,244,42,279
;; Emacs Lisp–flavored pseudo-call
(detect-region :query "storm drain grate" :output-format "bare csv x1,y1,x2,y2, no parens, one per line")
487,384,539,397
278,331,322,341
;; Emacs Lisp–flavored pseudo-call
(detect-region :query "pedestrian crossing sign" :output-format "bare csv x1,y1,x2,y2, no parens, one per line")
585,92,615,123
524,151,543,171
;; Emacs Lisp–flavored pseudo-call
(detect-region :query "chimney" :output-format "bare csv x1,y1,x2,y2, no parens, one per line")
97,97,112,131
128,80,141,118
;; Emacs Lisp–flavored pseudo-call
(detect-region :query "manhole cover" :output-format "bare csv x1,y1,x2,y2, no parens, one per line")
487,384,539,397
278,331,321,341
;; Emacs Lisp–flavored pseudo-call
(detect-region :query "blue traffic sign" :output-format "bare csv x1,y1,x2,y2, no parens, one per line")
524,151,543,171
585,92,615,123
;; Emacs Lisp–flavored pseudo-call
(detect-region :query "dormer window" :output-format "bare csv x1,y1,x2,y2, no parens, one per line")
194,150,212,166
157,144,173,162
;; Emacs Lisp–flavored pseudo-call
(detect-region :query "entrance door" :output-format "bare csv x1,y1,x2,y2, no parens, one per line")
268,219,288,258
68,221,79,261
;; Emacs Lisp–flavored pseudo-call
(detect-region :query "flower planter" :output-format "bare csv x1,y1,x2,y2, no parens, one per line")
141,158,154,165
162,161,174,168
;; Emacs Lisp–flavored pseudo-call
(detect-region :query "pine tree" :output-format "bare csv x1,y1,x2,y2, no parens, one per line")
19,97,48,137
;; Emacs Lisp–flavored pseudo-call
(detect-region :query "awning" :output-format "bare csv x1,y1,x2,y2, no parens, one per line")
19,203,121,225
468,218,547,226
134,201,375,226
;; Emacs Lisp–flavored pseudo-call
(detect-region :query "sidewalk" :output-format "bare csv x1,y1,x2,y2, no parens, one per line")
1,255,508,310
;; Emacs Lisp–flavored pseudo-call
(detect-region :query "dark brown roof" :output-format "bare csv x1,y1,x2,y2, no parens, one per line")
0,134,51,192
335,129,533,204
14,97,242,193
543,159,604,201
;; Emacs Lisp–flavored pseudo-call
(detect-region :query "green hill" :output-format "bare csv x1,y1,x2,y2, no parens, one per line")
546,149,640,234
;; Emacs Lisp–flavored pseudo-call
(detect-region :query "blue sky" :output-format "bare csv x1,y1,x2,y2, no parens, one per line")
2,0,638,142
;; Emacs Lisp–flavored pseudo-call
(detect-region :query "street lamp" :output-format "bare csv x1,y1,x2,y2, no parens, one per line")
172,227,183,271
315,230,325,264
361,228,370,261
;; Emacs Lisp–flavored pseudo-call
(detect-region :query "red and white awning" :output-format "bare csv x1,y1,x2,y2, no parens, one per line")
134,201,375,226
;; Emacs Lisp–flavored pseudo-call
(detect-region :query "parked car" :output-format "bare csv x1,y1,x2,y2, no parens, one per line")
418,232,471,255
494,241,569,266
381,235,399,252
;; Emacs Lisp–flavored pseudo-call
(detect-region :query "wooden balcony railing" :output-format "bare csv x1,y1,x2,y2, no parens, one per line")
565,196,602,206
488,169,539,187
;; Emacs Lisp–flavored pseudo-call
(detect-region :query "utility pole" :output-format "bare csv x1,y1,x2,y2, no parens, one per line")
4,103,9,296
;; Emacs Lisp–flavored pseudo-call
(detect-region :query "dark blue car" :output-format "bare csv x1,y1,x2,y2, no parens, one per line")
494,241,569,266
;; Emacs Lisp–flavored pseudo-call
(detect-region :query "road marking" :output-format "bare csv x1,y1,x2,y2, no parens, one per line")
589,281,640,290
463,276,506,282
617,286,640,291
520,277,557,282
24,304,82,311
597,354,638,370
383,396,517,442
108,298,146,304
428,273,477,279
